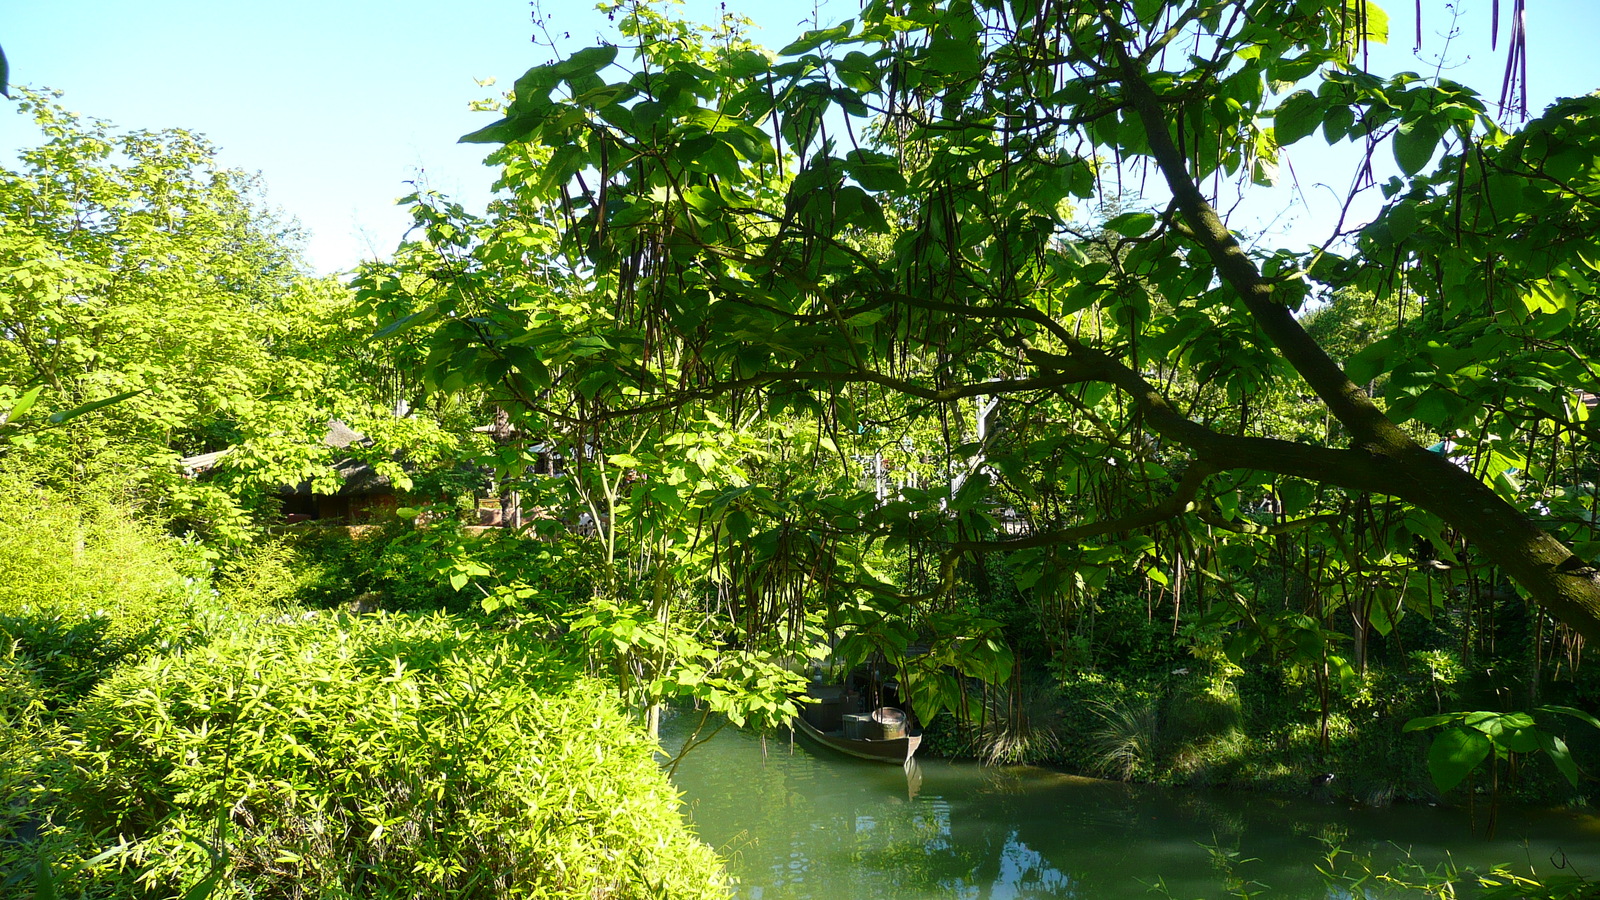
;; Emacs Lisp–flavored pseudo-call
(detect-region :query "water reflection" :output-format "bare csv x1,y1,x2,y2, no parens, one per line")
662,712,1600,899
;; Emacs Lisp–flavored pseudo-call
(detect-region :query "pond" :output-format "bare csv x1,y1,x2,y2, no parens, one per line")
661,713,1600,899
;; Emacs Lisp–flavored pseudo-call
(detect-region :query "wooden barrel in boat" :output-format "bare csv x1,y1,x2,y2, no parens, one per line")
866,707,908,740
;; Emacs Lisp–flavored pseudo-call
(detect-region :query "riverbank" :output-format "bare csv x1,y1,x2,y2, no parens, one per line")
915,657,1600,813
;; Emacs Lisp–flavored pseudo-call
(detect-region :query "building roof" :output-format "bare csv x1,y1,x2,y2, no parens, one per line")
181,420,390,494
179,448,232,476
324,419,371,450
278,456,395,497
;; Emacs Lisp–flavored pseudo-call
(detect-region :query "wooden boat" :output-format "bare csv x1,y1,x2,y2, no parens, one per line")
792,713,922,764
792,691,922,764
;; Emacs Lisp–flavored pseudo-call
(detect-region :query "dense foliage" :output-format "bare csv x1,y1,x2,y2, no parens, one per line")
0,89,459,542
36,613,725,899
5,0,1600,896
0,484,728,899
0,92,727,899
352,0,1600,801
0,467,218,705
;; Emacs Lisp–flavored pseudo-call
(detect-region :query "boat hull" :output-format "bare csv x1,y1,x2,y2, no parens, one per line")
793,712,922,764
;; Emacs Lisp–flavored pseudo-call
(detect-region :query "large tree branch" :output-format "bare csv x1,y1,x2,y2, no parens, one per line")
1110,38,1600,641
1113,43,1415,458
1028,341,1409,497
944,461,1218,552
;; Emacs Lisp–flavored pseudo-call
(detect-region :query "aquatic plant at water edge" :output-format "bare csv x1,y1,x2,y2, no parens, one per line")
1314,834,1597,900
30,612,728,899
963,679,1063,765
1086,696,1161,782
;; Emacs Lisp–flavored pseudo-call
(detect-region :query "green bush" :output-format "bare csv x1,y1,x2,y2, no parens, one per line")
211,534,328,611
39,612,727,899
258,524,391,608
0,473,204,627
0,472,219,702
0,648,95,899
261,521,601,617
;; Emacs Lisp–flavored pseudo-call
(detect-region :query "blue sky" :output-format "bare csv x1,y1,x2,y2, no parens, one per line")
3,1,1596,275
0,0,820,274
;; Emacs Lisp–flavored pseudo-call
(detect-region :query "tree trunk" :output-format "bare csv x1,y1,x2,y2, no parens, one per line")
1117,53,1600,643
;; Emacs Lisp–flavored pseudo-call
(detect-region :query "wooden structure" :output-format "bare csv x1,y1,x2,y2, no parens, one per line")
794,684,922,764
181,420,406,526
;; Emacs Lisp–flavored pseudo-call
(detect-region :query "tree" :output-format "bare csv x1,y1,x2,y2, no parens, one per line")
367,0,1600,644
0,90,456,536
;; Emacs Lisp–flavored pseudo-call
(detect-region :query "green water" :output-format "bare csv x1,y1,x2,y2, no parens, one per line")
661,714,1600,899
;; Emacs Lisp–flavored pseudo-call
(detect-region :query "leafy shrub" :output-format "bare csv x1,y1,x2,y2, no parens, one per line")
1165,680,1243,744
0,611,164,707
41,612,727,899
211,534,328,611
1050,672,1161,777
0,649,93,898
0,472,218,701
1085,695,1161,781
265,524,391,607
0,473,204,628
268,520,600,616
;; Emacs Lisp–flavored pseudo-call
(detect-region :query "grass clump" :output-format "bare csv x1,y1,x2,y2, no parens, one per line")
39,612,728,899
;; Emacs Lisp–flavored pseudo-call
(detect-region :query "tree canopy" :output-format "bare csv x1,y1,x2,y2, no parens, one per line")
0,90,459,537
359,0,1600,662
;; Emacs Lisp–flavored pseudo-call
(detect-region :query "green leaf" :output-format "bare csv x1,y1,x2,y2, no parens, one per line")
1521,279,1575,315
1273,90,1324,145
924,37,983,77
555,45,618,78
1321,103,1355,142
1426,726,1491,792
1499,725,1541,754
843,149,906,192
372,303,439,340
449,572,470,592
46,390,144,425
4,385,44,424
1272,52,1326,84
1537,730,1581,786
632,100,664,130
34,854,58,900
1539,705,1600,732
1393,117,1446,176
1344,0,1389,46
1104,211,1157,237
950,471,990,511
459,114,539,145
778,21,852,56
183,868,226,900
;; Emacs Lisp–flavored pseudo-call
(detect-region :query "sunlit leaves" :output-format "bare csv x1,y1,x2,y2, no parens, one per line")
1102,211,1158,238
1393,116,1446,175
0,90,408,540
1272,89,1326,145
388,0,1600,710
1424,727,1492,792
1405,706,1600,793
